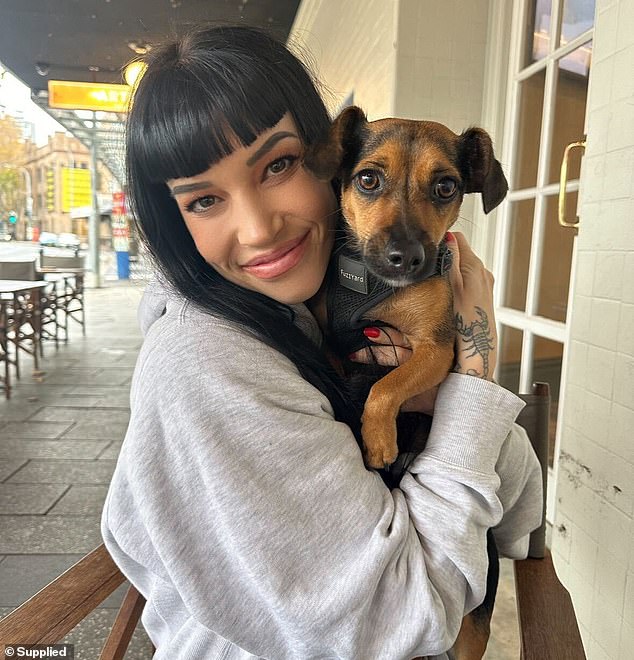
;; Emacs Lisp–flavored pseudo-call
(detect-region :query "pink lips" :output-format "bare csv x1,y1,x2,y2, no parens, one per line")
242,233,309,279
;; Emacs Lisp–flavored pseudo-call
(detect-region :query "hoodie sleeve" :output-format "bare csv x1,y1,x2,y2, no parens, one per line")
103,312,541,660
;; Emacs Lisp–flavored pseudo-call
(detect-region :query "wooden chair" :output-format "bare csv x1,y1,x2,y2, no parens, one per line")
0,383,585,659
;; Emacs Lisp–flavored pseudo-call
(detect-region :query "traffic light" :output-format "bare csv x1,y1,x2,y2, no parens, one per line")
8,211,17,224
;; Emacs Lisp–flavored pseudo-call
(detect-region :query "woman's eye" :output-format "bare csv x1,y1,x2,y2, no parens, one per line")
185,195,217,213
355,170,382,192
434,177,458,200
266,156,297,177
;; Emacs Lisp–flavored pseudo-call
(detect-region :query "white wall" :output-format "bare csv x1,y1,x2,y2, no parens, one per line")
551,0,634,658
288,0,397,119
289,0,494,244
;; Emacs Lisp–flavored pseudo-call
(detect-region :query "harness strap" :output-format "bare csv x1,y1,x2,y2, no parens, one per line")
326,237,453,356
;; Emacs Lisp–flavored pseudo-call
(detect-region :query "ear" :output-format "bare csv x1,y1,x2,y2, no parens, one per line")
459,128,509,214
303,105,367,181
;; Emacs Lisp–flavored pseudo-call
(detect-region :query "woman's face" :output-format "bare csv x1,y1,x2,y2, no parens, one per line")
168,114,338,305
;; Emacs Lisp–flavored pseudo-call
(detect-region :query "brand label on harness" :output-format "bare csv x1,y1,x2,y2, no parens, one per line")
338,254,368,294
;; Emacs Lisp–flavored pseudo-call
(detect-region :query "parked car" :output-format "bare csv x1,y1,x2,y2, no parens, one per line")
58,232,81,249
39,232,59,247
0,230,12,242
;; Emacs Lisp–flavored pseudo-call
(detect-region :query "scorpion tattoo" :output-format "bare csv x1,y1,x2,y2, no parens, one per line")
454,306,495,378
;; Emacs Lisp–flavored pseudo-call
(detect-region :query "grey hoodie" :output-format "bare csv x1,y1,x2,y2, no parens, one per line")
101,280,542,659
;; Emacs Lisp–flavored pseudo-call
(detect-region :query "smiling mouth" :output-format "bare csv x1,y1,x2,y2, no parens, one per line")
241,233,310,279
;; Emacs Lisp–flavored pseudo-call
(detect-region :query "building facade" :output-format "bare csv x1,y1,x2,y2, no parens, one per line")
22,131,115,238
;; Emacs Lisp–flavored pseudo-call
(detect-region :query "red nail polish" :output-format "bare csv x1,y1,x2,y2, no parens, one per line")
347,352,357,360
445,231,455,242
363,327,381,338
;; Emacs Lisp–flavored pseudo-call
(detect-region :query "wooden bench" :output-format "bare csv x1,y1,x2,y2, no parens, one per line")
0,383,585,659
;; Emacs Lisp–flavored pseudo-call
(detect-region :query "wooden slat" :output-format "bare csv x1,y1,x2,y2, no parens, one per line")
0,544,126,644
514,549,586,659
99,585,146,660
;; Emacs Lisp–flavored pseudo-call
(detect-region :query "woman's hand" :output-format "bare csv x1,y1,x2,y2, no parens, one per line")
448,231,497,380
347,327,439,415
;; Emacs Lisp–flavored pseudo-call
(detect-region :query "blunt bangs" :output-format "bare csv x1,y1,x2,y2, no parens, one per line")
127,26,329,185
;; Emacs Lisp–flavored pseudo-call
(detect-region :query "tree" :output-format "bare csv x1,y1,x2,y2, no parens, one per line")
0,114,27,223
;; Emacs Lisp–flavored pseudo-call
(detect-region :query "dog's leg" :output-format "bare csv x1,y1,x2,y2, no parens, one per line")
362,342,453,468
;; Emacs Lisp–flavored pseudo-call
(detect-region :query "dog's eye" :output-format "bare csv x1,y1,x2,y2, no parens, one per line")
355,170,382,192
434,177,458,200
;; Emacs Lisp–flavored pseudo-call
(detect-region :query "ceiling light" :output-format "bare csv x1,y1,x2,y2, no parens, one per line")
124,61,147,87
127,41,151,55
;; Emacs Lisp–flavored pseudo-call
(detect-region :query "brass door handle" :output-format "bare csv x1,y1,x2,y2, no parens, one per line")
558,139,586,228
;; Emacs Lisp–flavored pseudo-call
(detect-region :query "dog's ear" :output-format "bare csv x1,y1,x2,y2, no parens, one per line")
304,105,367,181
459,128,508,214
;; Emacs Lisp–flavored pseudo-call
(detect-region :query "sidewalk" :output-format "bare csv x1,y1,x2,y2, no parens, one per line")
0,279,520,659
0,280,152,658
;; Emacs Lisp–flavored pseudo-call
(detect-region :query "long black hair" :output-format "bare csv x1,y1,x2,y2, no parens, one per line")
126,24,362,439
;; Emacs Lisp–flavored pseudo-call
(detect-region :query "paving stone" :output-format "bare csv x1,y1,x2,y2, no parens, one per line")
94,392,132,408
45,396,104,408
0,421,73,440
0,553,84,605
48,485,109,515
60,605,153,659
62,420,129,441
0,459,28,481
6,459,116,484
29,407,130,425
0,438,109,460
97,441,124,460
0,401,45,422
0,515,103,553
0,483,69,514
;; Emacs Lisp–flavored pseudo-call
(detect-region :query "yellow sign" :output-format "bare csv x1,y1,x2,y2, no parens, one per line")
61,167,92,212
48,80,131,113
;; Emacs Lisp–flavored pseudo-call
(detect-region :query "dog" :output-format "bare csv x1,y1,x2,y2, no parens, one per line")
304,106,508,660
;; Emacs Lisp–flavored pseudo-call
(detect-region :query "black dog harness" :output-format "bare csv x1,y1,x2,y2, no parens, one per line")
326,237,453,356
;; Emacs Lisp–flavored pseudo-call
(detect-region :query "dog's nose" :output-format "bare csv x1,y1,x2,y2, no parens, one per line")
386,241,425,273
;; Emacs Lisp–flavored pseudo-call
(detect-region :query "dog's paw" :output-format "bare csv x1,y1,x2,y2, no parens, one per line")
362,424,399,469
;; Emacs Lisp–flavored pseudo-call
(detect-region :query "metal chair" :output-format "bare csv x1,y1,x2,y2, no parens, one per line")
0,383,585,659
39,253,87,341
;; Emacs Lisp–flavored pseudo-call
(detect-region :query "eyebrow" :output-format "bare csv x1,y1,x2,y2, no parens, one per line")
170,130,299,197
246,131,298,166
170,181,212,197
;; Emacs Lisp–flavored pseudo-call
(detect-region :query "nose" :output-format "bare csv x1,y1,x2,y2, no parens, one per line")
385,239,425,274
235,194,283,247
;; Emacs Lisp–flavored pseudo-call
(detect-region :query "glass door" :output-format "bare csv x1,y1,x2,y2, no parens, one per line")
493,0,594,521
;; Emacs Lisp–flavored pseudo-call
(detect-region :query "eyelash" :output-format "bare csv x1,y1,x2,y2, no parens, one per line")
183,154,300,215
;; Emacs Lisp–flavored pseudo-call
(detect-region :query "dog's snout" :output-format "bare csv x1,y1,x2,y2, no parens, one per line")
386,240,425,274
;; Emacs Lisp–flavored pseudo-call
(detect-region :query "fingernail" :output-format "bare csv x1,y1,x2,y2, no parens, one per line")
363,327,381,338
347,352,357,360
445,231,455,242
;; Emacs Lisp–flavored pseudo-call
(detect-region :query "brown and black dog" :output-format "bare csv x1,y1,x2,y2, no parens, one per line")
305,106,508,660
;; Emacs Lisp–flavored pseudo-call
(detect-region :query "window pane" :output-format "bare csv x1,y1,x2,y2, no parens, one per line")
528,0,554,65
532,336,563,466
498,326,523,394
537,194,576,322
514,70,546,190
559,0,595,47
548,41,591,184
503,199,535,312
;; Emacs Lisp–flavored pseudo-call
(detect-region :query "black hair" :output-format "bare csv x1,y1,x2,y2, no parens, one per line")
126,24,362,440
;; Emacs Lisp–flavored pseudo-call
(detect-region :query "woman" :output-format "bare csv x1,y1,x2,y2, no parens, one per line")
101,24,542,659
